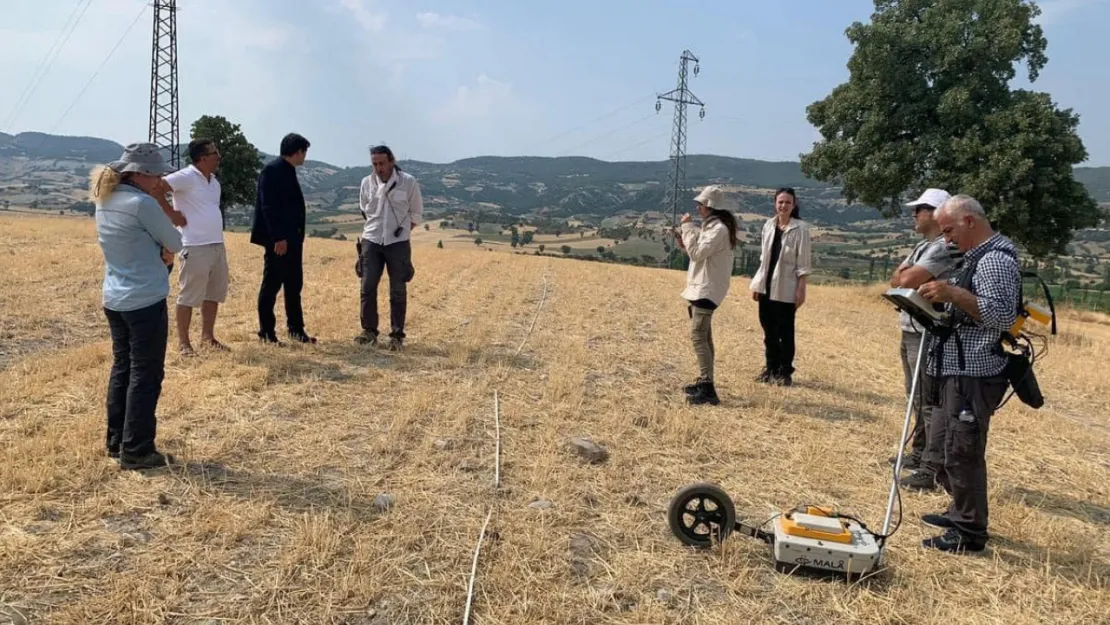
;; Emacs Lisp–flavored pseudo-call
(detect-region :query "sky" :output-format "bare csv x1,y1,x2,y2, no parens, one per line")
1,0,1108,168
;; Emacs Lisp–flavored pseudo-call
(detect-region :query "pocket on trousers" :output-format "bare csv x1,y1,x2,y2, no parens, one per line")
948,417,982,463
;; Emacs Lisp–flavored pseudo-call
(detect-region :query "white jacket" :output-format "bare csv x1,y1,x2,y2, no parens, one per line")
679,216,734,306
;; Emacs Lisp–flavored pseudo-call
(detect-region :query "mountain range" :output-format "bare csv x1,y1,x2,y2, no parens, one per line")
2,131,1108,226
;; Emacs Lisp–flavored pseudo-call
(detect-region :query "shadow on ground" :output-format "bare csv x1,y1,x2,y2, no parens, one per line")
169,461,385,521
1001,485,1110,527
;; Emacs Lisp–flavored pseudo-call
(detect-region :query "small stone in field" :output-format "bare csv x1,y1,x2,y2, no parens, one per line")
568,437,609,463
528,499,553,510
372,493,394,513
656,589,673,604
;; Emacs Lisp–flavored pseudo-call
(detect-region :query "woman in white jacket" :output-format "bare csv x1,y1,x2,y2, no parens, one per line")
675,185,739,406
748,187,813,386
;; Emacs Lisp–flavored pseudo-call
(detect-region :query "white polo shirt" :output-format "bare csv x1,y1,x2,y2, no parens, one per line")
165,165,224,246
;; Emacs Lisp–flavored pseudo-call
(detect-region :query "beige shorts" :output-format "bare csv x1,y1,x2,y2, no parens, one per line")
177,243,229,307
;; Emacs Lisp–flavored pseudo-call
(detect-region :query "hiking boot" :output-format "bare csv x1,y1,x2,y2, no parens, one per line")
119,450,175,471
684,377,708,395
901,470,939,491
106,446,120,459
922,528,986,553
288,329,317,344
755,369,773,384
889,453,922,471
386,337,404,352
355,330,378,346
687,380,720,406
921,513,955,530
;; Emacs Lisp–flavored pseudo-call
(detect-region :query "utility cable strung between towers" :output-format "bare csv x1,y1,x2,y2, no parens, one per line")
655,50,706,259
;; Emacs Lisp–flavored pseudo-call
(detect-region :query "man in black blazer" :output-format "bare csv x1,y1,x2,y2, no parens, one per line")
251,133,316,344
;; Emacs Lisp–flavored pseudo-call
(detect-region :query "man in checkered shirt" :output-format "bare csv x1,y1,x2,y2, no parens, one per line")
917,194,1021,554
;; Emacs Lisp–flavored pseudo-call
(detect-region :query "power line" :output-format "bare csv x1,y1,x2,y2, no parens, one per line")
601,130,672,161
3,0,95,132
517,92,657,155
556,111,660,157
40,3,148,141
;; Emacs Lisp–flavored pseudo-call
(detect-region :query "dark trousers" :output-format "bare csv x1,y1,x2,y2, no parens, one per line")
758,294,796,376
104,300,168,456
938,375,1009,541
257,243,305,335
360,239,413,339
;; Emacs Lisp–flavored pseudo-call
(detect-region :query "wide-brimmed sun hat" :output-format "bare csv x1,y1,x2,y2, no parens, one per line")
108,142,176,176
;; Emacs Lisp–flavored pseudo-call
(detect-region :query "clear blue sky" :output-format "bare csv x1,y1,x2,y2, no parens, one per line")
1,0,1107,168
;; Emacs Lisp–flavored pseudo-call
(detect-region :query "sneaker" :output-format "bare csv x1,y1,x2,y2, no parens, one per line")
119,450,175,471
922,528,986,553
355,330,378,346
288,330,317,344
687,380,720,406
921,513,955,530
900,470,938,491
106,446,120,459
386,337,404,352
755,369,773,384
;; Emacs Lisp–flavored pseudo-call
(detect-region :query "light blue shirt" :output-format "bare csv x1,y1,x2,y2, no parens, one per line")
95,182,183,312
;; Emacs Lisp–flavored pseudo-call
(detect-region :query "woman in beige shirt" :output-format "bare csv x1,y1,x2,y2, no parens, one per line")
675,185,739,406
748,187,813,386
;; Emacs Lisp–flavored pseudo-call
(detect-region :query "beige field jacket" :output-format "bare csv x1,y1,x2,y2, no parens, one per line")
749,217,813,304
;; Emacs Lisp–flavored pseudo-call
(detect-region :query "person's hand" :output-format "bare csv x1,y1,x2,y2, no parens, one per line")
411,222,417,230
274,240,288,256
918,281,952,303
161,247,174,265
169,210,187,227
795,286,806,310
680,213,693,224
751,291,760,302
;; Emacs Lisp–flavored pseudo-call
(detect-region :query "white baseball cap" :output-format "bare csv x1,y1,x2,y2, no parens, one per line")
905,188,951,210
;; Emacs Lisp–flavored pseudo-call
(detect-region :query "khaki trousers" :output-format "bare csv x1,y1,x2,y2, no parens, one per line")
689,305,715,381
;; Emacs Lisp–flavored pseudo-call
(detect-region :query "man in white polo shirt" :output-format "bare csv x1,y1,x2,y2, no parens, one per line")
165,138,230,355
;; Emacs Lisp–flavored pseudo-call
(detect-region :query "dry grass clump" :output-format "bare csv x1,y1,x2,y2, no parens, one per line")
1,214,1107,624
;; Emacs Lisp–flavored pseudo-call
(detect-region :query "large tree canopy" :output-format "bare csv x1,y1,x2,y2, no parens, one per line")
184,115,262,228
799,0,1101,258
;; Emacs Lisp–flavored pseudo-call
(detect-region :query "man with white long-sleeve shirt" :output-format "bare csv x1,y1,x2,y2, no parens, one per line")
355,144,423,350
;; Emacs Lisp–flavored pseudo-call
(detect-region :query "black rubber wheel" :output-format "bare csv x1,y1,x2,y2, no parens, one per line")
667,482,737,548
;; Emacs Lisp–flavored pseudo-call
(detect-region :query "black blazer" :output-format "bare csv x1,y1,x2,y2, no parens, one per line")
250,157,306,248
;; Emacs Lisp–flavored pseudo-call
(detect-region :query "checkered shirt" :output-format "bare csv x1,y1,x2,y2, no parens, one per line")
926,233,1021,378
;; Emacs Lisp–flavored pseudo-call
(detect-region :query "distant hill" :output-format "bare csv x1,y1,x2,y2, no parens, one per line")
2,131,1107,226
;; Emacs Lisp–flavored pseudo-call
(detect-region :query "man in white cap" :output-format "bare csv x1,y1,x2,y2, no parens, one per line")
888,187,962,490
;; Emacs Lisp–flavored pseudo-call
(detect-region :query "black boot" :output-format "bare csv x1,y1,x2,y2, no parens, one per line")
687,380,720,406
684,377,708,395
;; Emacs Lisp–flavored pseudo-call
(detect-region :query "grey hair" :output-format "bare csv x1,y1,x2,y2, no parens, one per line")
939,194,987,220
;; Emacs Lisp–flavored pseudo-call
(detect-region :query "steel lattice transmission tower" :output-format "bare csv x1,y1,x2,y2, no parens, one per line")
148,0,180,169
656,50,705,230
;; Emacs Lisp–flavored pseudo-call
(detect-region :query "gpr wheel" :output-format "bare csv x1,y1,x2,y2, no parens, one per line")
667,482,736,548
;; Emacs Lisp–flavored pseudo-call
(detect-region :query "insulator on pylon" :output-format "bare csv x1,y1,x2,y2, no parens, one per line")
694,64,700,76
699,108,705,119
656,100,662,112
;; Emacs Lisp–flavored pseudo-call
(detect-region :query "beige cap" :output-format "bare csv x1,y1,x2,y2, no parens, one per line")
693,185,724,209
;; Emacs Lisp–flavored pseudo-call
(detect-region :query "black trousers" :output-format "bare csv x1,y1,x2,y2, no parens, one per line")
257,243,305,335
360,239,414,339
758,294,797,376
104,300,168,456
938,375,1009,541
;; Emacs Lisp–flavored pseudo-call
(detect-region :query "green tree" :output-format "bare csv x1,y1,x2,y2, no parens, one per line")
538,244,545,253
561,245,571,255
799,0,1100,258
521,230,534,246
186,115,262,228
437,240,443,249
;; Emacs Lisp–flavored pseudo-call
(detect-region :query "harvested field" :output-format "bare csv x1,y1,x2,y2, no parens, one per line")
0,214,1107,624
